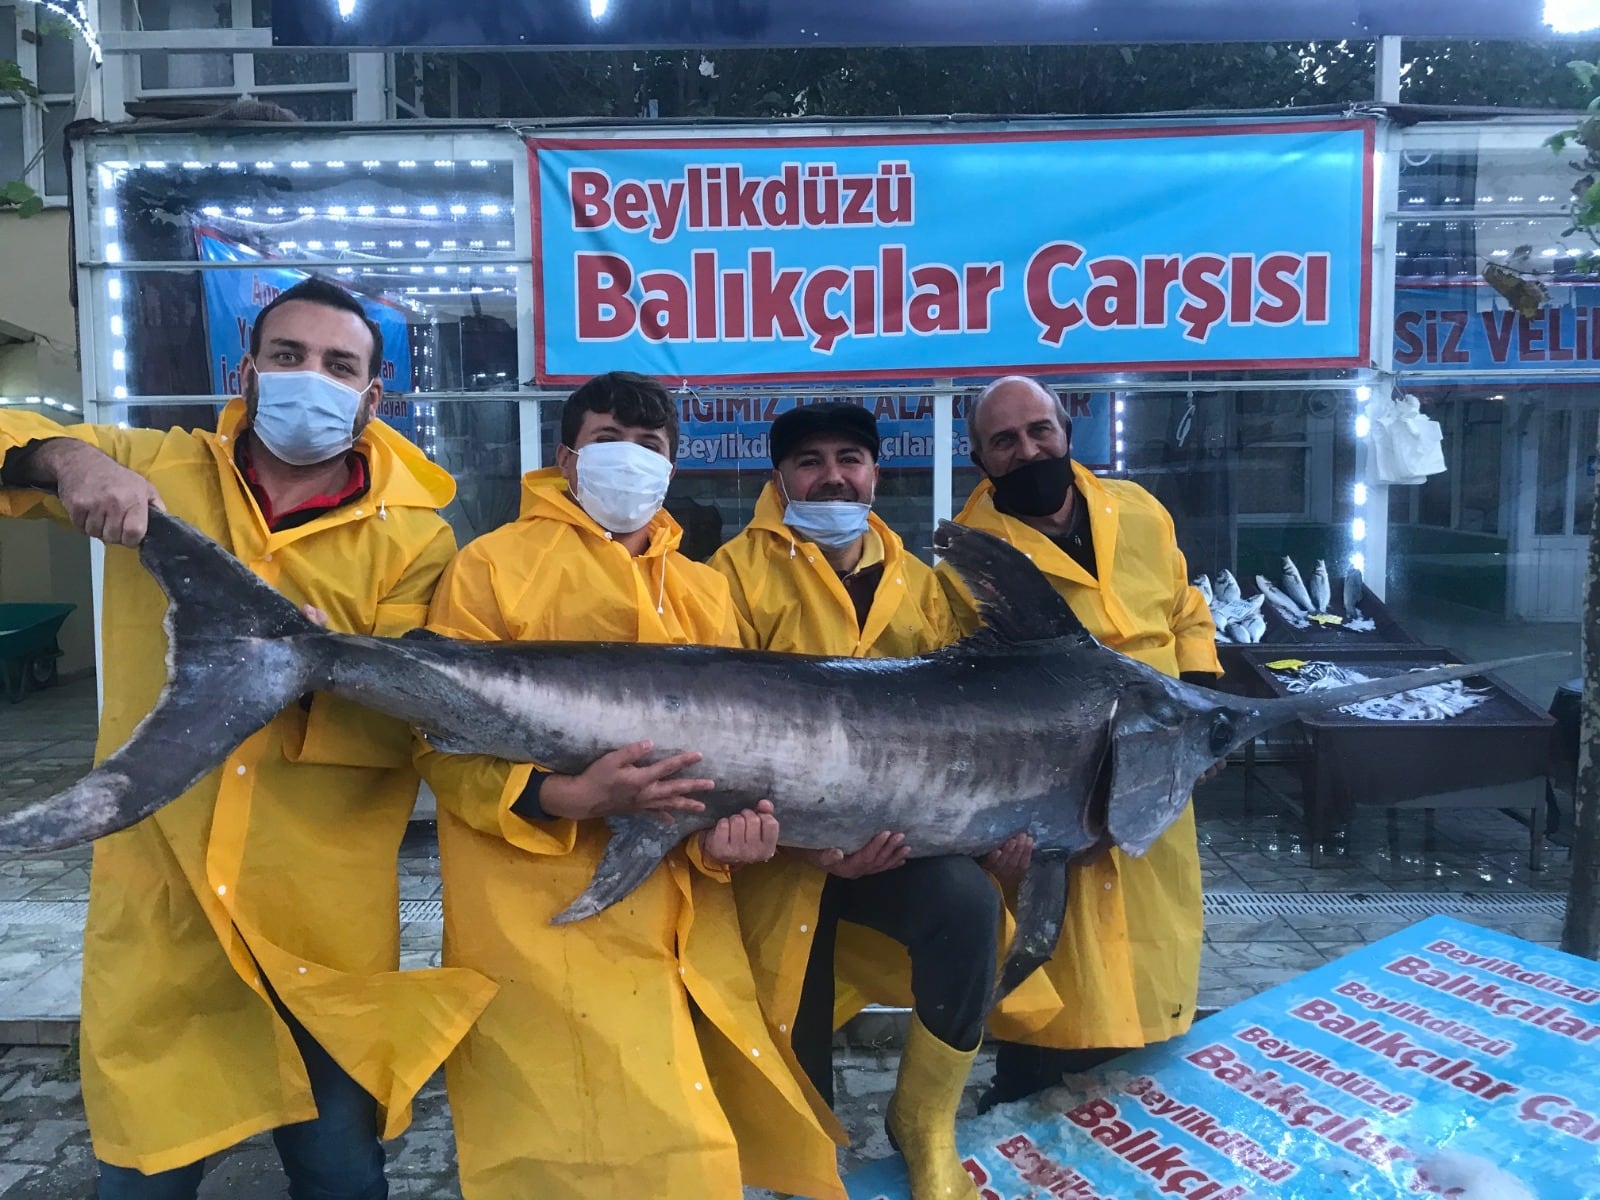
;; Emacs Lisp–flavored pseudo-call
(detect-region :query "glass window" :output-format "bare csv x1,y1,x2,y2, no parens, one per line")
34,22,76,95
431,400,522,546
1459,399,1504,536
1536,407,1570,536
86,145,524,402
0,104,22,185
1575,410,1599,538
140,53,234,91
41,102,70,197
254,53,350,88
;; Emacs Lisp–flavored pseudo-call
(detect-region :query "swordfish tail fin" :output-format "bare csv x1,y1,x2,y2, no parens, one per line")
0,509,333,853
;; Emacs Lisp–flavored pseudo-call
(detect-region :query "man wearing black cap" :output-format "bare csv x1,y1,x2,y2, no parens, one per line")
709,402,1046,1200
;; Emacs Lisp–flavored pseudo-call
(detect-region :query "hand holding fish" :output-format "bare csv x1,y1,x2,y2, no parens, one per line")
981,832,1034,889
540,740,714,820
699,799,780,867
800,830,909,878
19,438,164,546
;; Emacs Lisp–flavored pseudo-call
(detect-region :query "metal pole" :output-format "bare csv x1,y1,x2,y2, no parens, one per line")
1374,36,1402,105
933,381,954,528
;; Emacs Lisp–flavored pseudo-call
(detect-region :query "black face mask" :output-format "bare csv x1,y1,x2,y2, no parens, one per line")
989,453,1075,518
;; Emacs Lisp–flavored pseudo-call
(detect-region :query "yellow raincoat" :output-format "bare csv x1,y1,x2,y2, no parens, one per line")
708,483,1063,1116
416,467,844,1200
940,463,1220,1050
0,403,497,1173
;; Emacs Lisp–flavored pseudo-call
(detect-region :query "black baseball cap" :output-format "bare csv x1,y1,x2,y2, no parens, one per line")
769,402,880,467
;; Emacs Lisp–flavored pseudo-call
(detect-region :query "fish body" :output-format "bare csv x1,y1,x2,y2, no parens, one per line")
1310,560,1331,614
1209,594,1264,638
1281,556,1315,613
1215,569,1242,603
1255,574,1310,628
1193,574,1214,604
1343,568,1365,621
0,511,1560,1002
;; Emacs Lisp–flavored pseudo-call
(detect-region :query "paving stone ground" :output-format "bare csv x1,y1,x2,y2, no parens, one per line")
0,1041,991,1198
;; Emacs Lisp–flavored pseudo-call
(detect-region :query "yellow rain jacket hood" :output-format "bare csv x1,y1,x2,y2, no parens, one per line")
0,403,497,1173
417,467,844,1200
940,463,1220,1049
709,483,1064,1101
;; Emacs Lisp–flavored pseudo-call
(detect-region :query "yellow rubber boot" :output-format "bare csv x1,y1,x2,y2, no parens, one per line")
885,1015,981,1200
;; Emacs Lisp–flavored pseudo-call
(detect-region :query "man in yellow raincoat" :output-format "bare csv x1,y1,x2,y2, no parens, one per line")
709,402,1049,1200
0,277,496,1198
415,371,844,1200
941,375,1221,1111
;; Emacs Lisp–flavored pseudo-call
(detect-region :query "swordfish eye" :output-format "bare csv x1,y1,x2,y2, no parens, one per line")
1208,712,1234,758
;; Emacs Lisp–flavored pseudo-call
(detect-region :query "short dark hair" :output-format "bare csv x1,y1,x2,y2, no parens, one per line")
249,276,385,380
562,371,679,457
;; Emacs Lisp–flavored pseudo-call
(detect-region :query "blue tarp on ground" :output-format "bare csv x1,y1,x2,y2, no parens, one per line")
846,915,1600,1199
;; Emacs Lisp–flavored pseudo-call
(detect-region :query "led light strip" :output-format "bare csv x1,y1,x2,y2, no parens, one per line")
0,394,80,413
18,1,101,65
1351,384,1372,575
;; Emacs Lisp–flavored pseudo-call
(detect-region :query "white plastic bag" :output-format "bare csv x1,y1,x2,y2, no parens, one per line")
1370,394,1446,484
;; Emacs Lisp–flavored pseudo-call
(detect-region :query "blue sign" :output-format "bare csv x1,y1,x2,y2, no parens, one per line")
846,916,1600,1198
675,391,1114,472
274,0,1592,50
196,232,415,397
1396,283,1600,379
532,123,1374,384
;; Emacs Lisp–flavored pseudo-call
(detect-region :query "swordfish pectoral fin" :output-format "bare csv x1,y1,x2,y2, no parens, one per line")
991,852,1070,1008
1102,708,1196,859
549,812,714,925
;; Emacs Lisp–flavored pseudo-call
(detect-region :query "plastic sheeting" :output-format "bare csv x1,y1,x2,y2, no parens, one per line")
846,915,1599,1199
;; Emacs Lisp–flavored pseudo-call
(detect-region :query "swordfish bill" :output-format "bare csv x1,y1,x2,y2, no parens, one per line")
0,510,1564,1003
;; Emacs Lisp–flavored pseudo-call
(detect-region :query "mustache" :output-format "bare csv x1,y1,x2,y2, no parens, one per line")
805,483,862,502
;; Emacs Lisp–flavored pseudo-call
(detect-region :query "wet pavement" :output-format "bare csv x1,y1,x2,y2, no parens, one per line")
0,676,1578,1196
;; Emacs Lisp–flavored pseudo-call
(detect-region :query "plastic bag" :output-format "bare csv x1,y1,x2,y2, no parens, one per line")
1370,394,1446,484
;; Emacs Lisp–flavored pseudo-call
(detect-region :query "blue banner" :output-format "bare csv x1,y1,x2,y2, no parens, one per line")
532,122,1373,384
675,390,1114,472
196,232,415,397
1395,284,1600,378
846,916,1600,1199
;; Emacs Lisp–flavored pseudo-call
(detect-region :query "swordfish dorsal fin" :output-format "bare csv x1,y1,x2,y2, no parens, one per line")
933,520,1092,644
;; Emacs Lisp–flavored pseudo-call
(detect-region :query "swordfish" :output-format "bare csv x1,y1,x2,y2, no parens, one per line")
0,509,1558,1001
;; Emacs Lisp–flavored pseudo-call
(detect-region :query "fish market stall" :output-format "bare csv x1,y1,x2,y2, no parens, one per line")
61,109,1585,862
1234,648,1555,868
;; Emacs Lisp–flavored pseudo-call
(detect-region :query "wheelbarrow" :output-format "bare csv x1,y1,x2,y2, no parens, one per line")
0,602,76,703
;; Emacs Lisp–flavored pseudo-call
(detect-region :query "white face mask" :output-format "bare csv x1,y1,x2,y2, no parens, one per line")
571,440,673,534
784,498,871,549
251,369,368,466
779,476,872,549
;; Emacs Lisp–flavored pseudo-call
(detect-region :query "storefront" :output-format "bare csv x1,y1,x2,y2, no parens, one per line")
68,109,1584,715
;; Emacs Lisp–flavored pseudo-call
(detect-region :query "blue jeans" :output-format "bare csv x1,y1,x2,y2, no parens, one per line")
96,1008,387,1200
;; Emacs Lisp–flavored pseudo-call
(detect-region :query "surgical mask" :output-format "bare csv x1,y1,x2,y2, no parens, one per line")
780,479,872,549
251,369,368,467
990,453,1075,518
572,440,672,534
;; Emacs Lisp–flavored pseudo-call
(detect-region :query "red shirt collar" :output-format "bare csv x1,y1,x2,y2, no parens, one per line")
236,435,371,532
